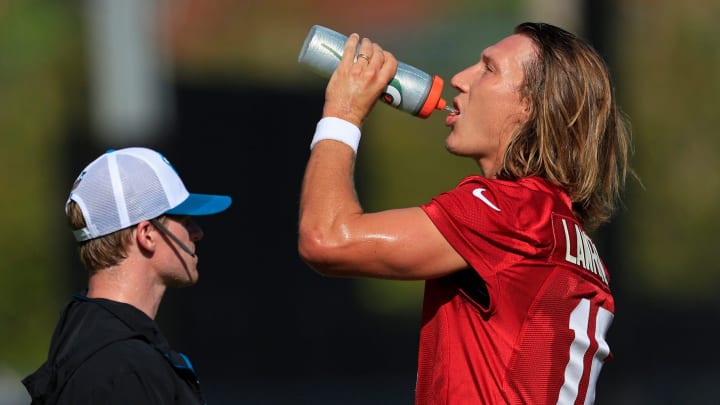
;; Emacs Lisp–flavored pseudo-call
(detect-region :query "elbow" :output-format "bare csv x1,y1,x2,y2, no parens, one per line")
298,227,341,276
297,231,322,269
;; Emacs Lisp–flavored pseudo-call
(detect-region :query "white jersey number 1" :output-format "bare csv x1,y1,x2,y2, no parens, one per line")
556,298,613,405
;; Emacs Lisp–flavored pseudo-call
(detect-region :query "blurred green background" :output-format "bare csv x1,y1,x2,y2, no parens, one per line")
1,0,719,403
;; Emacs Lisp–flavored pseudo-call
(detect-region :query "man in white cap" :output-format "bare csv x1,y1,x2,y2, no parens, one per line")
23,147,232,404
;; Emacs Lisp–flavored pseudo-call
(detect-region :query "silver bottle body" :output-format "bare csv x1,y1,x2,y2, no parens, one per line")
298,25,434,116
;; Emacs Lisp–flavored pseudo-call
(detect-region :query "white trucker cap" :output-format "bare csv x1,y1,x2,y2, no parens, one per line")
67,147,232,242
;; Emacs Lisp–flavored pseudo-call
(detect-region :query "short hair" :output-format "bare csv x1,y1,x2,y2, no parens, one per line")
67,200,134,271
499,22,633,231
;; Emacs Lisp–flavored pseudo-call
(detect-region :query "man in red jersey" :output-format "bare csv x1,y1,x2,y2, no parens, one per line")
298,22,633,404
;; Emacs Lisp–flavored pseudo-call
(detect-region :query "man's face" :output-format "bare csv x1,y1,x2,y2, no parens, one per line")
156,216,204,287
444,33,536,177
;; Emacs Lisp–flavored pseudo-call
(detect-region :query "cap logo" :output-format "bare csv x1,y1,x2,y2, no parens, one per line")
71,170,86,192
159,153,181,175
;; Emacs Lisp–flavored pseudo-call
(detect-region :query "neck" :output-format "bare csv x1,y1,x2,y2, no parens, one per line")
86,261,166,319
479,158,505,179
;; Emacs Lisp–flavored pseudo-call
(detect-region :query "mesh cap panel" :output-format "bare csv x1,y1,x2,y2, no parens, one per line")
118,153,171,226
67,147,231,242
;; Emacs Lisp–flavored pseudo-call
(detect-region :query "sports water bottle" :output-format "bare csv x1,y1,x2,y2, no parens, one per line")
297,25,457,119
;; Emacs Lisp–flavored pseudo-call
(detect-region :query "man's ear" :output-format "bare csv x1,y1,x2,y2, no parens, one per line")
135,220,157,253
512,96,532,127
521,95,532,116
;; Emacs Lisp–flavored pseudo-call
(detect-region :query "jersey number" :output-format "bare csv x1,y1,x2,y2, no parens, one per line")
556,298,613,405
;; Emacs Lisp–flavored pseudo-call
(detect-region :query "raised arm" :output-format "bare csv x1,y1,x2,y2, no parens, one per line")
298,34,467,280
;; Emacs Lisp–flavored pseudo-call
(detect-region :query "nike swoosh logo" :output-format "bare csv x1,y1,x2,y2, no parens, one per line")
472,188,501,212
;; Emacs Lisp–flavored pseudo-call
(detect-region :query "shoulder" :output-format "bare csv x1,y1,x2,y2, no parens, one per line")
421,176,571,263
63,339,180,400
81,338,171,376
426,176,567,220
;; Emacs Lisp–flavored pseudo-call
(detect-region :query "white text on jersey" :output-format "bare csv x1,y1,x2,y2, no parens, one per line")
561,218,609,286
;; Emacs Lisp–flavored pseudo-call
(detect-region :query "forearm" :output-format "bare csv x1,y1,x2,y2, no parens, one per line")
298,33,401,274
298,137,363,269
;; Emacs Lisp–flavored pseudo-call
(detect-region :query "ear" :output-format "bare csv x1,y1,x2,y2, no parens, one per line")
134,220,157,253
510,95,531,128
520,95,532,116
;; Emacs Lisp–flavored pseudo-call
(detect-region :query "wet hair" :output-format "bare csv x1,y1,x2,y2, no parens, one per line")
498,22,633,230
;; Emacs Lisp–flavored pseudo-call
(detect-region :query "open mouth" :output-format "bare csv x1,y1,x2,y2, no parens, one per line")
452,100,460,115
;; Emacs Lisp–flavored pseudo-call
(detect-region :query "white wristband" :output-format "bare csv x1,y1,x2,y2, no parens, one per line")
310,117,361,154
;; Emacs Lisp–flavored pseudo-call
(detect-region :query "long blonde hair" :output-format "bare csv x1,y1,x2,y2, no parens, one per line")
498,22,633,231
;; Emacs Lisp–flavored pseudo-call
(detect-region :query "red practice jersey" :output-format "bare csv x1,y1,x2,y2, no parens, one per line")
417,176,614,405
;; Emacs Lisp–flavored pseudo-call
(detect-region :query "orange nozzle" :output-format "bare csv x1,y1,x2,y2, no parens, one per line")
417,75,448,118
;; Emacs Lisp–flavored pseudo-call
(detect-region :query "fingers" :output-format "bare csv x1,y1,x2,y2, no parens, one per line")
339,35,398,85
356,37,374,65
325,34,397,124
356,40,391,71
341,33,361,68
378,48,398,80
342,34,395,67
342,35,384,69
364,43,398,91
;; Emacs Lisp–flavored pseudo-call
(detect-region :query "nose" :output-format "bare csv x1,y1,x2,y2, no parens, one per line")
187,218,204,241
450,68,470,93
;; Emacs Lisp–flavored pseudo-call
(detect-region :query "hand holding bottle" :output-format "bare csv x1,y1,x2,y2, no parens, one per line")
322,34,398,126
298,25,458,119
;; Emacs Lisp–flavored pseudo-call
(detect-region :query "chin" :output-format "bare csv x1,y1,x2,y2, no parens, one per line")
169,270,200,288
445,135,462,157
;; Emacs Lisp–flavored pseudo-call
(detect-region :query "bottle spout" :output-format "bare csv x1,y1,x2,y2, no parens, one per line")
435,97,458,115
417,76,457,118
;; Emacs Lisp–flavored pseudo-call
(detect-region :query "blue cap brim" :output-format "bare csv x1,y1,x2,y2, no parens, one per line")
166,193,232,216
